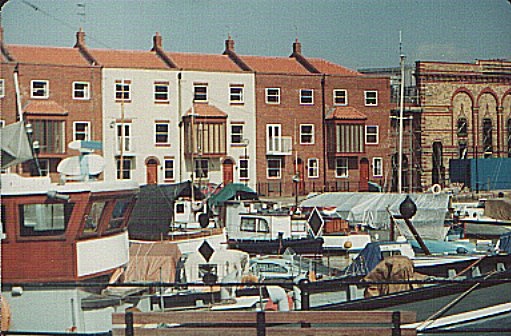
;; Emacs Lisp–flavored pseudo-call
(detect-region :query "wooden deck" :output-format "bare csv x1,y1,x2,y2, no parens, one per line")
112,310,417,336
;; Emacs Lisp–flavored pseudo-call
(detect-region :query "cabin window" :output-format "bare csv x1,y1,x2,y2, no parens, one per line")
84,201,106,233
381,250,401,259
19,203,74,236
198,264,217,280
106,198,132,231
175,203,185,214
240,217,269,233
241,217,256,232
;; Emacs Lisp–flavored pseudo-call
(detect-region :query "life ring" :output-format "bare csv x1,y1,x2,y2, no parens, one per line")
431,184,442,194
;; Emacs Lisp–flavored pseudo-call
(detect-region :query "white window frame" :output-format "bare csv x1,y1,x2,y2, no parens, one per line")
300,124,314,144
231,124,244,144
335,158,349,178
193,84,208,102
229,85,244,104
116,123,132,152
239,158,249,180
333,89,347,106
366,125,379,144
300,89,314,105
31,80,49,99
364,90,378,106
73,81,90,100
267,124,282,153
267,158,282,179
194,158,209,178
154,82,170,102
265,88,280,104
115,80,131,101
308,158,319,178
116,157,133,180
373,157,383,177
164,158,175,180
73,121,91,141
0,79,5,98
155,122,170,145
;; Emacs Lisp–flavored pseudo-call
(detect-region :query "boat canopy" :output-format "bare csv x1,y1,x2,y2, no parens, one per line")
0,121,33,169
300,192,450,240
207,183,258,209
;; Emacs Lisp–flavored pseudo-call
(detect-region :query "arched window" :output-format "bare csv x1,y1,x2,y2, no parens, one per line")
456,117,468,137
482,118,493,158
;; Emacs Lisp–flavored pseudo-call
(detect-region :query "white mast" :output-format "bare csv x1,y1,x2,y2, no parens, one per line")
398,31,406,194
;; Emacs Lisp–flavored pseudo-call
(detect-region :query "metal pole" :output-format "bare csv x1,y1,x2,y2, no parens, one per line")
398,44,406,194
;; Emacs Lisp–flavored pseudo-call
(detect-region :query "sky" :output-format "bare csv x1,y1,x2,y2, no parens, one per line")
1,0,510,70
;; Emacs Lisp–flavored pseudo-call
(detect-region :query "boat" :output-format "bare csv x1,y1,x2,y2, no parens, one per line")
223,199,324,255
0,135,148,333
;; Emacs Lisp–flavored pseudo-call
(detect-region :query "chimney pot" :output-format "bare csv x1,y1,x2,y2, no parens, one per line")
153,32,163,51
225,36,235,52
293,39,302,55
74,28,86,48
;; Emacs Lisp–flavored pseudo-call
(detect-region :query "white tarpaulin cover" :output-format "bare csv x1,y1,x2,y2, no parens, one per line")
0,121,33,169
300,192,450,240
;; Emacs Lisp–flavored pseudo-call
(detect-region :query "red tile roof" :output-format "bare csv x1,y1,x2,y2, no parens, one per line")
89,49,168,69
6,45,90,66
307,58,360,76
168,52,242,72
326,106,367,120
185,103,227,118
23,100,68,115
239,55,310,74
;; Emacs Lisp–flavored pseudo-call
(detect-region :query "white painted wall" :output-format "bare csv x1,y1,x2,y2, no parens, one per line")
101,68,257,189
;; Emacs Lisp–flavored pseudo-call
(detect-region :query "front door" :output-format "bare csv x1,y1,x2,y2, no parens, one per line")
146,159,158,184
359,158,369,191
222,159,234,185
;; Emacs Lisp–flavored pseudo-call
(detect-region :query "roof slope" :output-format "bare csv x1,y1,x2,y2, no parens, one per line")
6,45,90,66
169,52,242,72
88,49,168,69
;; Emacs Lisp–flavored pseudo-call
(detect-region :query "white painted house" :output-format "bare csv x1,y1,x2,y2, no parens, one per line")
88,34,256,189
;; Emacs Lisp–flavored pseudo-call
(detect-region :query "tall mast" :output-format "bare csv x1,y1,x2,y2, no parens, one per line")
398,31,406,194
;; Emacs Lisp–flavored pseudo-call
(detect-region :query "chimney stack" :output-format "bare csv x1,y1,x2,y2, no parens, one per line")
152,32,163,51
293,38,302,55
225,35,235,53
74,28,86,48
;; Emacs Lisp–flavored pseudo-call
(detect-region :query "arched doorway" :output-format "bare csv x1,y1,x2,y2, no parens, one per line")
222,158,234,186
146,158,158,185
359,158,369,191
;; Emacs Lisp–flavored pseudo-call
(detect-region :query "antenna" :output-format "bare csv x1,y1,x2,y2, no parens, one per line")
77,2,86,26
294,25,299,41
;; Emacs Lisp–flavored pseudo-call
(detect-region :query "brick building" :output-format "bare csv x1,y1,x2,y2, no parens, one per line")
0,28,102,178
415,60,511,188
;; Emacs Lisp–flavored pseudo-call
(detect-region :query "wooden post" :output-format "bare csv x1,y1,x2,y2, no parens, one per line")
256,311,266,336
392,311,401,336
125,311,134,336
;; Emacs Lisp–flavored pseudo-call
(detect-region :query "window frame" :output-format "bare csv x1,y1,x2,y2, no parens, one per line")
73,81,90,100
267,158,282,179
31,80,49,99
365,125,379,144
364,90,378,106
307,158,319,179
116,123,132,152
154,81,170,103
372,157,383,177
333,89,347,106
116,157,133,180
194,158,209,179
335,158,349,178
154,122,170,146
265,88,281,104
164,158,175,181
0,79,5,98
229,85,244,104
239,158,249,180
193,84,208,102
231,124,244,145
115,80,131,102
73,121,91,141
300,124,315,144
300,89,314,105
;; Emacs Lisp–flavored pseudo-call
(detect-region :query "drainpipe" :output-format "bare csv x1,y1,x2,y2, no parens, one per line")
321,74,327,191
178,72,183,182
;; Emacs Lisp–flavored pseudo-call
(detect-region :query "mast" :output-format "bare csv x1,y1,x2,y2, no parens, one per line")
398,31,406,194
